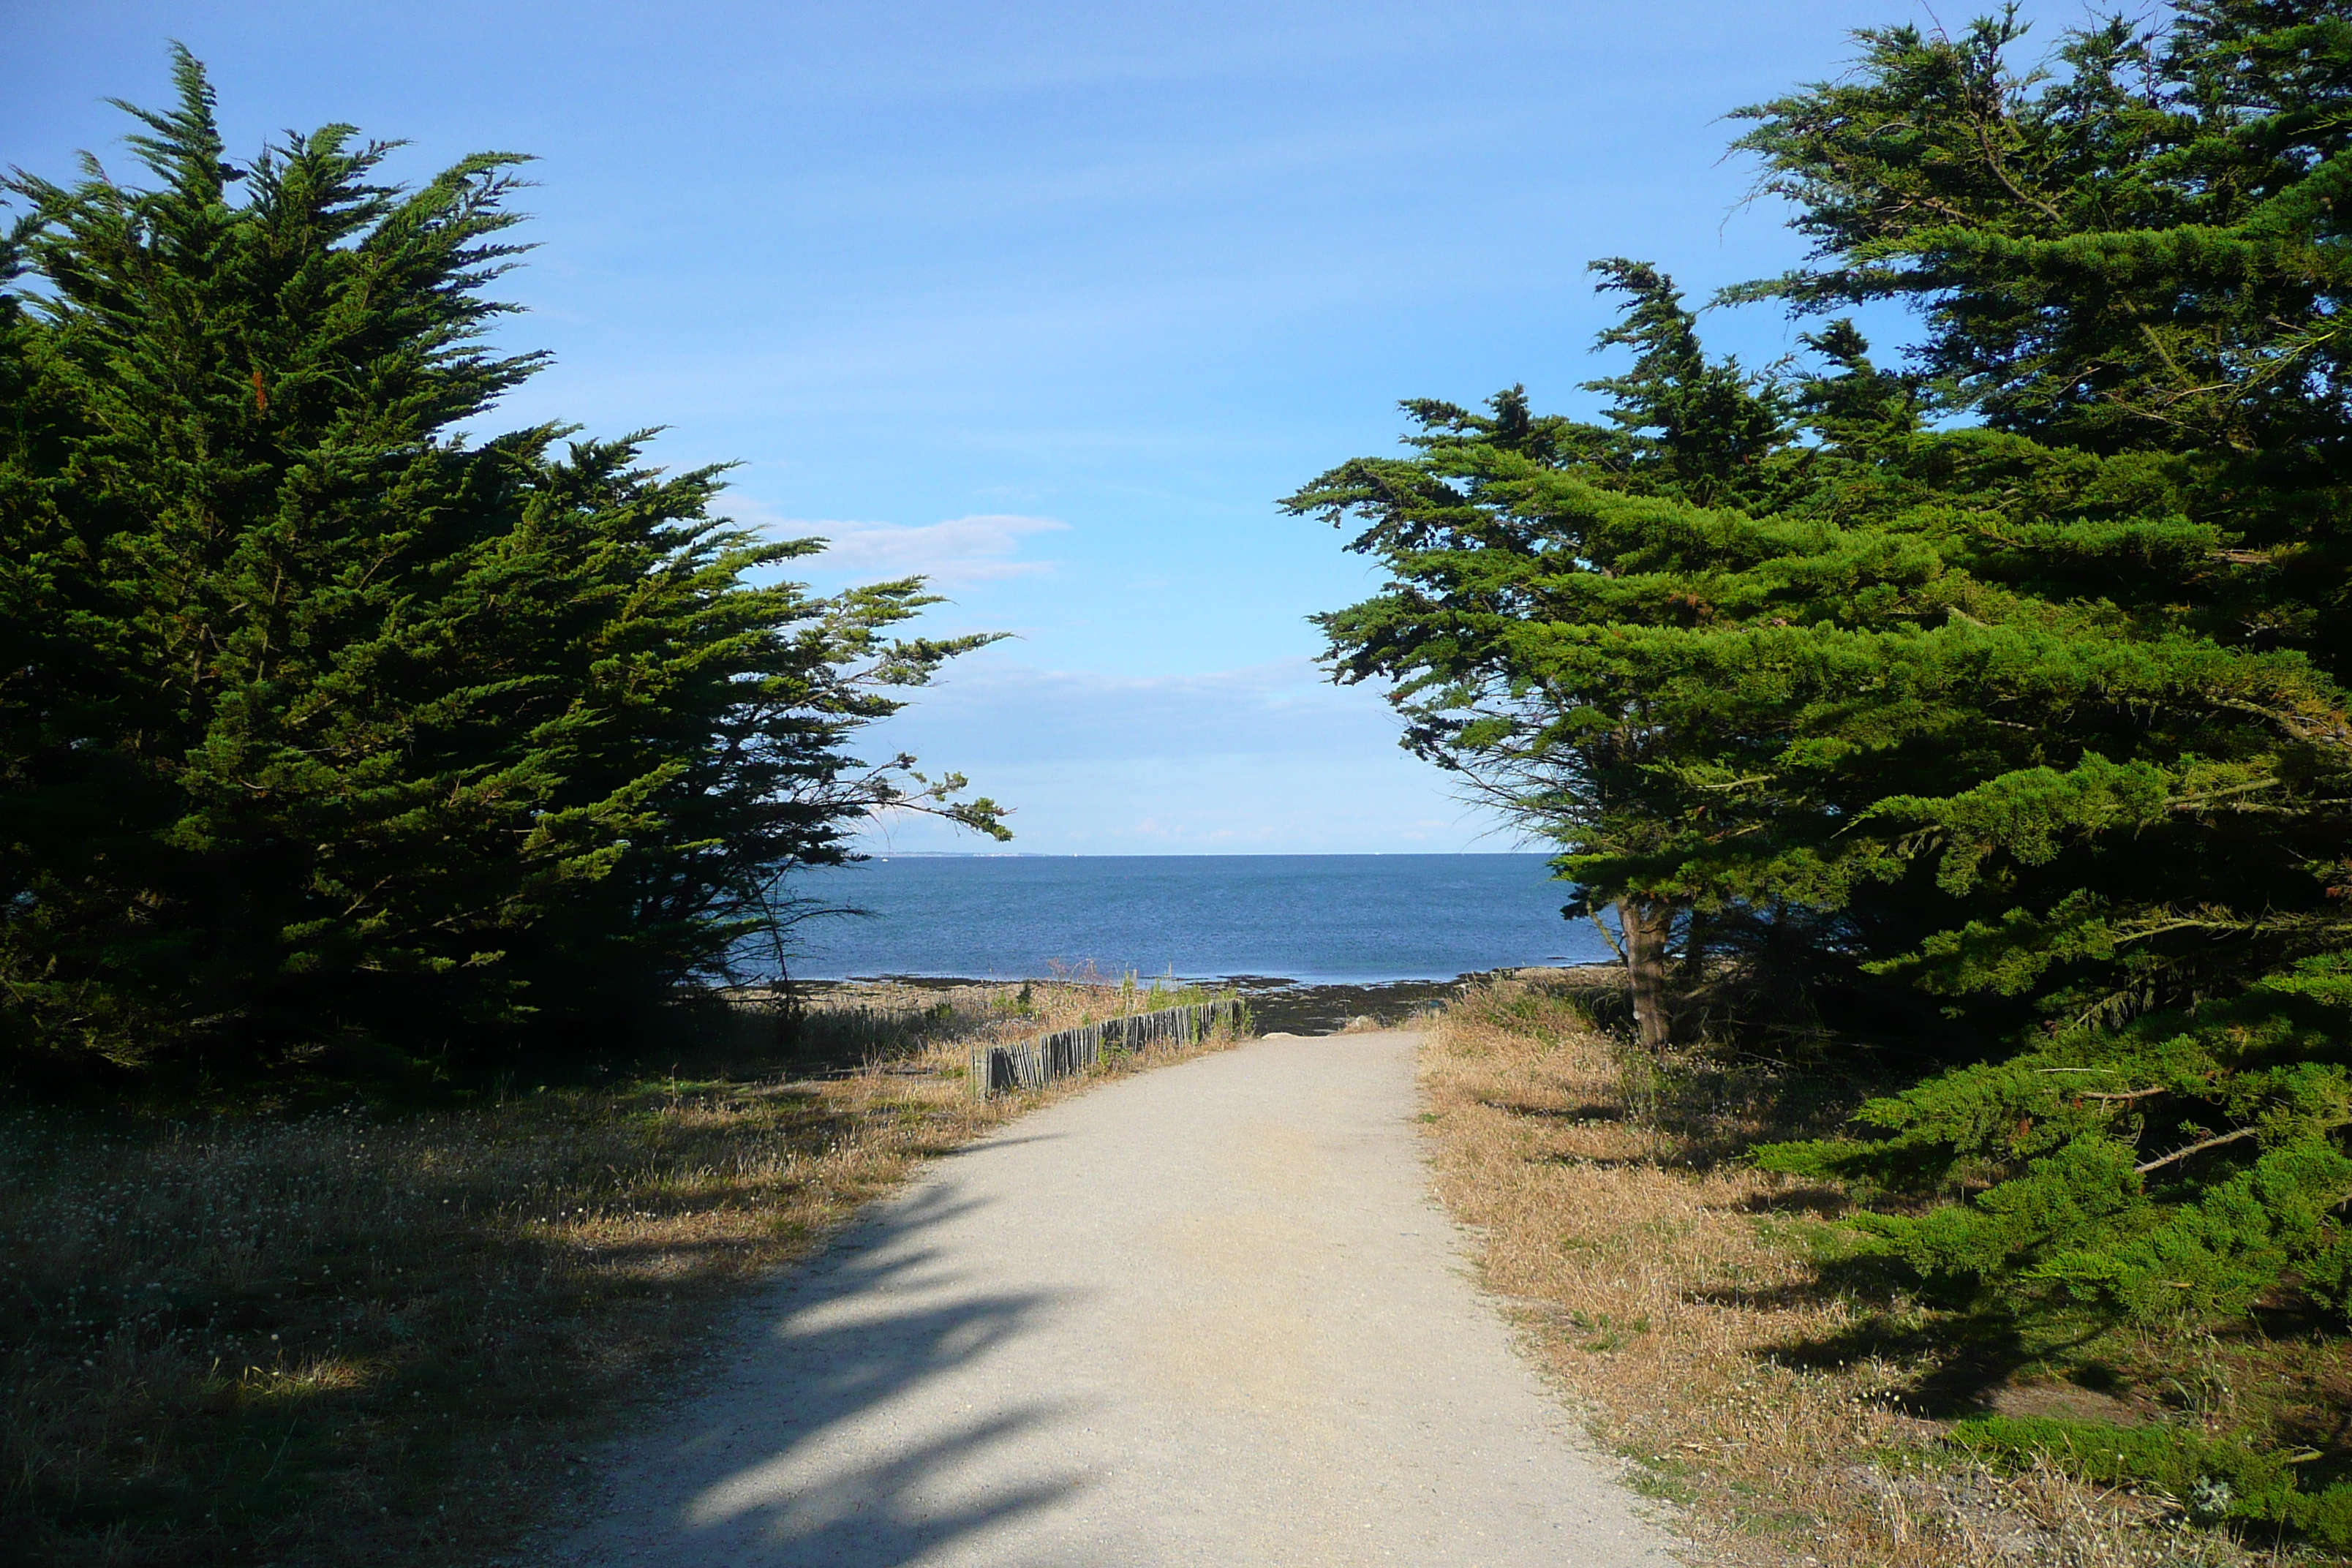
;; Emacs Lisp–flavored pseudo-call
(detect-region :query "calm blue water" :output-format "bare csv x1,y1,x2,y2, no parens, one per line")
774,854,1612,984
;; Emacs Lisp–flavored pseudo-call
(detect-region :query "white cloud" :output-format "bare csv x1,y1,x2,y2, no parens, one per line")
844,652,1528,853
863,654,1400,764
755,512,1068,587
856,749,1516,856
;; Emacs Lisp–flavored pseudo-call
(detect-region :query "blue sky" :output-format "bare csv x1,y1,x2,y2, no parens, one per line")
5,0,2073,853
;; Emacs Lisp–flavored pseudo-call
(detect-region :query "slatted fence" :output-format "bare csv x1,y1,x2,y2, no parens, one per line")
970,997,1244,1101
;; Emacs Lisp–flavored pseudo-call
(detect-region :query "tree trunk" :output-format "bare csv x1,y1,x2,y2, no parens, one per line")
1619,895,1676,1051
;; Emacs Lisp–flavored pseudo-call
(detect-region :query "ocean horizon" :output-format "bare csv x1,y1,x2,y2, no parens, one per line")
772,852,1616,986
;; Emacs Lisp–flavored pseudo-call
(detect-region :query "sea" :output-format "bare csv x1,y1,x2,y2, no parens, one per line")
774,853,1614,985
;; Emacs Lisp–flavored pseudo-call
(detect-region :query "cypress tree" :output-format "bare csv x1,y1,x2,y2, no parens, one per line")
1287,263,1901,1050
1725,4,2352,1327
0,53,1004,1081
1297,4,2352,1335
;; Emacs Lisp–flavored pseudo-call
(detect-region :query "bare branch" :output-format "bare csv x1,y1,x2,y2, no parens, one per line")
2136,1125,2257,1175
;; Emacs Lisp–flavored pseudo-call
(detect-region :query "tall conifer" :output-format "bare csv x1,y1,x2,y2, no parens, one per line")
0,53,1003,1078
1298,4,2352,1333
1727,2,2352,1326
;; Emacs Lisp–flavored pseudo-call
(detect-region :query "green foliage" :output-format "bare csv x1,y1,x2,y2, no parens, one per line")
1294,1,2352,1367
1954,1415,2352,1544
1728,1,2352,459
1758,955,2352,1322
0,53,1005,1082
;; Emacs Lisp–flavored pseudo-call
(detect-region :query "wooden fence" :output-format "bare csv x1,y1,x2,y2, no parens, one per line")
970,997,1244,1101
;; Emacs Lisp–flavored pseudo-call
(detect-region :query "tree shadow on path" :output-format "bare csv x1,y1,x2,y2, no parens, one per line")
560,1177,1100,1567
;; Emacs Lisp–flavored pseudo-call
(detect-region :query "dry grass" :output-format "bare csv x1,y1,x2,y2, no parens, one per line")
0,979,1240,1567
1418,977,2287,1568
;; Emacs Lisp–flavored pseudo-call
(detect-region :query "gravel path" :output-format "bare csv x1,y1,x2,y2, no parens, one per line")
551,1030,1686,1567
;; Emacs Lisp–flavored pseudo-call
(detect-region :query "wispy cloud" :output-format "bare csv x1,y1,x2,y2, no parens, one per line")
765,513,1069,587
868,655,1399,764
841,654,1534,851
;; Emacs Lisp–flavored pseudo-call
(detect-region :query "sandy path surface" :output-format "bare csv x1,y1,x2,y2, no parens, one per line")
549,1030,1685,1567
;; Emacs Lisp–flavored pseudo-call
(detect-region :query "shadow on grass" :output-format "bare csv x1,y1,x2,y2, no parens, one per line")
1736,1186,1849,1217
1733,1266,2119,1420
1537,1153,1680,1172
1485,1099,1624,1123
1757,1311,2038,1418
0,1074,957,1566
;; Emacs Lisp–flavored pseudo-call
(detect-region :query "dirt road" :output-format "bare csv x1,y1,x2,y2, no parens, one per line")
551,1030,1684,1566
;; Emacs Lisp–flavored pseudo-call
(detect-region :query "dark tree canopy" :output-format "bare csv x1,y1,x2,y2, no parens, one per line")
1293,3,2352,1341
0,50,1005,1082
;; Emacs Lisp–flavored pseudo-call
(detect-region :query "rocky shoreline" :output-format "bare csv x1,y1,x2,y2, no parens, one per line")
787,964,1624,1038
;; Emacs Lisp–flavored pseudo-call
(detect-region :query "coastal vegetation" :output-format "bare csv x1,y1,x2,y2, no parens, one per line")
0,50,1006,1095
0,50,1084,1567
1298,5,2352,1555
1424,973,2345,1566
0,976,1242,1565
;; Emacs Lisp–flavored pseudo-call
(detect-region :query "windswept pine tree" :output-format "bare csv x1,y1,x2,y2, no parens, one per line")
0,51,1005,1082
1297,2,2352,1341
1283,261,1826,1048
1729,1,2352,1328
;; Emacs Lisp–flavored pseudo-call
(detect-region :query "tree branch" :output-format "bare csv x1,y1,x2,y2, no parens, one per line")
1588,907,1627,962
2136,1125,2257,1175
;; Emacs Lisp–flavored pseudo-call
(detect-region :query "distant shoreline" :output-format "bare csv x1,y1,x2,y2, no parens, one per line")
774,856,1613,995
847,849,1554,859
790,966,1620,1036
